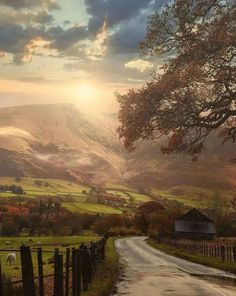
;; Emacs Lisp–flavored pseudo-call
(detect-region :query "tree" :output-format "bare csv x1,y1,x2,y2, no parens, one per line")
204,191,229,222
148,208,184,237
117,0,236,160
135,201,164,232
1,218,19,236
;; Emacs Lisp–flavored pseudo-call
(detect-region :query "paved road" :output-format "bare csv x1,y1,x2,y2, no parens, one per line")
114,237,236,296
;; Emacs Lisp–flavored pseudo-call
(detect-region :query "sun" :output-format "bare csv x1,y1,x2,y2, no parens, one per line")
75,82,101,110
77,83,95,99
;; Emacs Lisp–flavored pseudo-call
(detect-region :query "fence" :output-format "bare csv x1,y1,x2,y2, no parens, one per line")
0,234,108,296
157,237,236,262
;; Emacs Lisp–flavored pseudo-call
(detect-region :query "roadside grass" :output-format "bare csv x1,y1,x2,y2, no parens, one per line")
82,237,120,296
0,235,100,279
147,238,236,274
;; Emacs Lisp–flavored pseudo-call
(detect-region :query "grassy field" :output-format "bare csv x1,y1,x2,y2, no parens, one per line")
0,177,90,197
104,183,135,192
0,177,154,214
4,177,224,213
106,190,129,199
152,185,233,208
0,235,100,279
129,192,151,202
63,202,122,214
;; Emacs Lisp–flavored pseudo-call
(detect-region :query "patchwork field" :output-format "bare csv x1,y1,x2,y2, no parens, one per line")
0,177,90,197
0,177,152,214
1,177,231,213
62,202,122,214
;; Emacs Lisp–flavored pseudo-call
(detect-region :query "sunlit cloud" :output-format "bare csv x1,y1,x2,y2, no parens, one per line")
125,59,153,72
88,19,108,61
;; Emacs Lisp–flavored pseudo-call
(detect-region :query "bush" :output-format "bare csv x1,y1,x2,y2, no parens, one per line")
109,226,141,236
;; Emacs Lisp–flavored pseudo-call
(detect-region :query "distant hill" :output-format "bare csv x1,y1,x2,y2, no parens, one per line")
0,103,235,190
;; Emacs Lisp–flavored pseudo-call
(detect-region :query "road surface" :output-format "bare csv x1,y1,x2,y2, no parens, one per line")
114,237,236,296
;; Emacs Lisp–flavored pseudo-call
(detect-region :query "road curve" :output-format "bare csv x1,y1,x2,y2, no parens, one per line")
113,237,236,296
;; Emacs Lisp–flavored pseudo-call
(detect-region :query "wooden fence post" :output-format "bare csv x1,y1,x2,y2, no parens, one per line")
71,248,82,296
220,245,225,261
101,239,105,261
65,248,70,296
0,260,4,296
54,248,59,296
233,247,236,262
80,244,88,291
54,251,64,296
20,246,36,296
76,249,82,296
37,248,44,296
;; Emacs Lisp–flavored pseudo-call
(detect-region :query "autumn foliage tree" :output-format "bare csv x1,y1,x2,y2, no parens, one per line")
135,201,164,232
117,0,236,159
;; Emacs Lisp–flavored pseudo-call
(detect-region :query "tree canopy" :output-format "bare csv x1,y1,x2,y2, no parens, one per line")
117,0,236,160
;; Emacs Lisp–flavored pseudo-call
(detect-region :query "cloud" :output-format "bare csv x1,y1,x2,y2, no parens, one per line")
64,53,154,85
0,0,168,68
107,0,169,55
0,16,88,64
125,59,153,72
85,0,152,33
108,14,146,55
47,25,89,51
0,21,43,64
0,0,60,10
0,10,54,26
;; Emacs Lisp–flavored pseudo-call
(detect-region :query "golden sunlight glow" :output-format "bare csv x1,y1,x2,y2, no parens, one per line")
77,83,96,99
74,81,118,113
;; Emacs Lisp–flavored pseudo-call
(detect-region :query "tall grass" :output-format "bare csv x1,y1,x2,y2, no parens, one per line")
82,238,120,296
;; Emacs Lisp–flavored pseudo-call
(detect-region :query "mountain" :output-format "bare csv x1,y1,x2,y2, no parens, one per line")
0,103,235,190
0,104,124,184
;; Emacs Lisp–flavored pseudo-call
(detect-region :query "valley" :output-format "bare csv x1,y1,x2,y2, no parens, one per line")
0,177,234,216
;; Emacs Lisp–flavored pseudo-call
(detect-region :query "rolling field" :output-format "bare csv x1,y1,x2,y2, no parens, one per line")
0,177,90,197
129,192,151,202
1,177,227,212
0,177,154,214
0,235,100,279
152,185,233,208
63,202,122,214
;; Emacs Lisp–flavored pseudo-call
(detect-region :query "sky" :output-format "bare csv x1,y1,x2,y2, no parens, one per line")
0,0,167,113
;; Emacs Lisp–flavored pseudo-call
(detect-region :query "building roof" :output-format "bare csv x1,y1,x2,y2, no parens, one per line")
176,208,213,223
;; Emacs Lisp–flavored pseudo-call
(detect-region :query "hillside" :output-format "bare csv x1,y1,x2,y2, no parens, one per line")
0,104,124,184
0,103,235,192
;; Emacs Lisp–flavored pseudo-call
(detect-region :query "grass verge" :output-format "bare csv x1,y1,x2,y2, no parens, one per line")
147,238,236,274
82,237,120,296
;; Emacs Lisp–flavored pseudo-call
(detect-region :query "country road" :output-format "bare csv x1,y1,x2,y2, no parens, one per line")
114,237,236,296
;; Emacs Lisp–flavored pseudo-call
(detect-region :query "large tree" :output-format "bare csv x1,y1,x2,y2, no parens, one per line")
117,0,236,160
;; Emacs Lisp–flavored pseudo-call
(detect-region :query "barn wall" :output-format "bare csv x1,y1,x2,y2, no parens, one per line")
175,221,216,234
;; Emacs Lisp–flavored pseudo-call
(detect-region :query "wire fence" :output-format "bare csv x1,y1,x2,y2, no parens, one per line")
157,237,236,262
0,234,109,296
